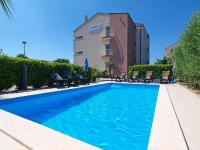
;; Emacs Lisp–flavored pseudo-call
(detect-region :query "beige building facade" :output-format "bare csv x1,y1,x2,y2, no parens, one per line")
165,43,177,57
73,13,150,75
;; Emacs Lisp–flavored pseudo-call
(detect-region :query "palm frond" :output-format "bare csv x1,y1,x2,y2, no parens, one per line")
0,0,14,18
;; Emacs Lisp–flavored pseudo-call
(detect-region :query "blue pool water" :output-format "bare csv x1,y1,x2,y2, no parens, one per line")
0,83,159,150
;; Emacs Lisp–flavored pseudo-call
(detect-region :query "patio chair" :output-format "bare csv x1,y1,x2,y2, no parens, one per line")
120,72,127,82
115,72,127,82
160,71,170,83
115,74,120,82
52,73,70,88
78,74,89,85
63,71,78,86
143,71,153,83
131,71,139,82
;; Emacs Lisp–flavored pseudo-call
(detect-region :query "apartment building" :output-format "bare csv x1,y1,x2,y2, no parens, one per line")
165,43,177,57
73,13,149,75
135,23,150,64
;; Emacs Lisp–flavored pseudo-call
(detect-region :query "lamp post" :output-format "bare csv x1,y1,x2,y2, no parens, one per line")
22,41,27,59
22,41,27,90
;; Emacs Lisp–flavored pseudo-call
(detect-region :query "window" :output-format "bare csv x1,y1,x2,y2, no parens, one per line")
75,36,83,40
105,26,110,36
105,26,110,30
75,50,83,55
105,44,111,55
106,49,110,55
105,44,111,50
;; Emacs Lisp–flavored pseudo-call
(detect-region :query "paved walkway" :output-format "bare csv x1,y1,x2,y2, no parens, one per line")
148,85,187,150
0,130,28,150
167,84,200,150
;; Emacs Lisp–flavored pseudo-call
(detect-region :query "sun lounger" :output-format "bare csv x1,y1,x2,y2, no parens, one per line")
160,71,170,83
143,71,153,83
52,73,70,88
78,74,89,85
130,71,139,82
115,72,127,82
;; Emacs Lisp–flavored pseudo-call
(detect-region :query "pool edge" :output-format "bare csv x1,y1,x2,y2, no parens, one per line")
0,81,162,150
147,84,188,150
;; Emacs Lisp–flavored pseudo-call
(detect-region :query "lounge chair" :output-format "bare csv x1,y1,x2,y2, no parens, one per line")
65,71,89,85
130,71,139,82
160,71,170,83
143,71,153,83
116,72,126,82
115,74,120,82
52,73,70,88
78,74,89,85
63,71,79,86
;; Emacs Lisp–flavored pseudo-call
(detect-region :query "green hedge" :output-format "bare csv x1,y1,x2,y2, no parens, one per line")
172,12,200,88
128,64,173,79
0,55,101,91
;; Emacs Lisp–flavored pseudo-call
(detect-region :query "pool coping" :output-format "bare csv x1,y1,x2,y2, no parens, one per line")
0,82,111,150
147,84,188,150
0,82,191,150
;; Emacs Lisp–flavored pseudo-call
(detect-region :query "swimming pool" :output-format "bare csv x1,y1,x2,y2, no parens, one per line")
0,83,159,150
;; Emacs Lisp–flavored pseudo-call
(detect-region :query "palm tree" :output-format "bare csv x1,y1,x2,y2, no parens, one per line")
105,61,116,78
0,0,13,17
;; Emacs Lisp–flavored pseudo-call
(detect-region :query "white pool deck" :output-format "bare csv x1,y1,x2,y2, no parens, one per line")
0,82,199,150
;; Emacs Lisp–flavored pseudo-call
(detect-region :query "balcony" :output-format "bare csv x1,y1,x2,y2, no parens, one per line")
101,29,113,43
101,35,113,43
101,49,113,60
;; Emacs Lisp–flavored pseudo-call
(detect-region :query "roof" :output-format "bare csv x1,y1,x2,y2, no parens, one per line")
165,43,178,50
135,23,144,27
135,23,149,35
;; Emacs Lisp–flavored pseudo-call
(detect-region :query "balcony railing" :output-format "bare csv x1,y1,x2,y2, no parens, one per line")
101,31,113,42
101,49,113,58
101,35,113,40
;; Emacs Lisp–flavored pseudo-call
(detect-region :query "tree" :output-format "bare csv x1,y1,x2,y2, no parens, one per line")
173,12,200,88
16,53,28,59
155,57,168,64
53,58,69,64
0,0,13,18
105,61,115,78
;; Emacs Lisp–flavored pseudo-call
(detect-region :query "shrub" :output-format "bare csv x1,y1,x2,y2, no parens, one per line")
172,12,200,88
128,64,173,79
88,67,102,82
53,58,69,64
0,56,18,91
0,55,100,91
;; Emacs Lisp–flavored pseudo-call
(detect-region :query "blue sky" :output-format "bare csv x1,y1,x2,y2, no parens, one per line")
0,0,199,64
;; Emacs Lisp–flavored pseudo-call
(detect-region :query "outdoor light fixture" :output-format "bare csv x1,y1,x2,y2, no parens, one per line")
22,41,27,59
22,41,28,90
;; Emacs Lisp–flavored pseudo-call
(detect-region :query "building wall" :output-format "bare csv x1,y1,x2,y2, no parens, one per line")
73,14,110,71
135,26,141,64
73,13,150,76
165,43,177,57
110,14,128,75
141,27,150,64
127,15,136,67
135,24,150,64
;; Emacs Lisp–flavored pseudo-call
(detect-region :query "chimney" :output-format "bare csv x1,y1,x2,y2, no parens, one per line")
84,15,88,23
